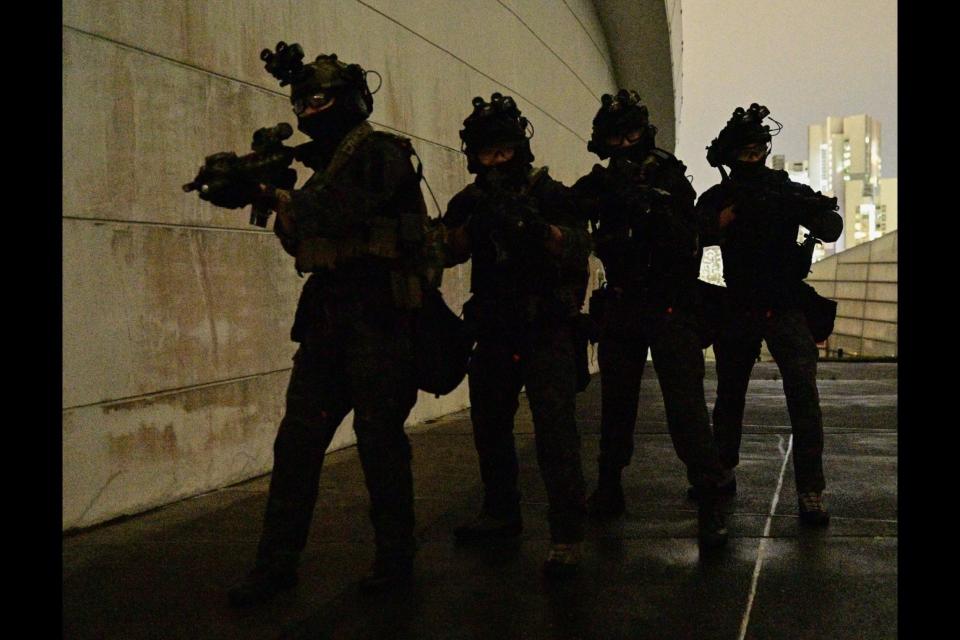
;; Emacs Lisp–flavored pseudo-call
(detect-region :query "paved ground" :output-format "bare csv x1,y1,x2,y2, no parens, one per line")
62,362,897,639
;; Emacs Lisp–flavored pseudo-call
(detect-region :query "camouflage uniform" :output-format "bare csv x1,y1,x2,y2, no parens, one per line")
444,167,591,544
573,149,727,492
257,121,428,573
696,164,842,493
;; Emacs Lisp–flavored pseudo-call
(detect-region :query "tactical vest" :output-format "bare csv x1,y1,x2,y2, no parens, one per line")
292,123,444,310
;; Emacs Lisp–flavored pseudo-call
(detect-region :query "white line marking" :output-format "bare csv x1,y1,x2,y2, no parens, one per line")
738,434,794,640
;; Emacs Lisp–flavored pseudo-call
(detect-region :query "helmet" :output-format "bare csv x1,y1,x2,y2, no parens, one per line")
459,93,534,174
706,103,781,168
587,89,657,160
261,41,376,122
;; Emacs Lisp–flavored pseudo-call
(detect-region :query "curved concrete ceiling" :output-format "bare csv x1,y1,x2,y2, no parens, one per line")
591,0,676,151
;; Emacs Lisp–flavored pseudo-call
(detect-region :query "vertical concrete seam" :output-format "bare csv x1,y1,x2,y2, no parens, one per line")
191,233,221,369
671,0,684,147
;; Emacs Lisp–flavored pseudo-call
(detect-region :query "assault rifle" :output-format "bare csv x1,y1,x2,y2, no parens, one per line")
183,123,300,227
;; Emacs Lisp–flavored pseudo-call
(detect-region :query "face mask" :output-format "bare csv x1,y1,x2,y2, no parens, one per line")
477,155,528,189
296,106,362,141
730,159,765,179
610,142,649,164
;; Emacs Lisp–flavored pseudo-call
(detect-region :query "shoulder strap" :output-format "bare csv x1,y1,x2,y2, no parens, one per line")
323,121,375,177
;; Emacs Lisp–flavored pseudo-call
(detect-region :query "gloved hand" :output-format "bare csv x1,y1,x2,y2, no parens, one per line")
199,177,261,210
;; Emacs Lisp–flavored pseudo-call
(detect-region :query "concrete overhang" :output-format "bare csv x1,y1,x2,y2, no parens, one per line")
591,0,676,151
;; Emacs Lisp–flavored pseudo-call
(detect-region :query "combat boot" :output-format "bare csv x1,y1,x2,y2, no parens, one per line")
797,492,830,526
697,488,729,551
227,564,298,608
453,510,523,544
687,469,736,501
358,555,414,593
542,542,581,579
587,461,625,518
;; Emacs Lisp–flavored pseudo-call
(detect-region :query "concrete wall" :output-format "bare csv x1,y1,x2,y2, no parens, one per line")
663,0,684,147
63,0,622,530
807,231,897,358
592,0,676,151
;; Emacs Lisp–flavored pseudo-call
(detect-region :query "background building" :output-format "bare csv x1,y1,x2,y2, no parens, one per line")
877,176,898,236
808,114,894,255
785,159,810,185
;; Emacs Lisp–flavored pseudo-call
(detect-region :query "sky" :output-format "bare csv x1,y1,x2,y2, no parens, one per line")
675,0,897,192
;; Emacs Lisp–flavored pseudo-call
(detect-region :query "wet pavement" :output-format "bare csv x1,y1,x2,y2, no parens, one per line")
62,362,897,639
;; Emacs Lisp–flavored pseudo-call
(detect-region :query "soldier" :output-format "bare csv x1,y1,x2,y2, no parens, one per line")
572,90,728,548
443,94,591,577
695,104,842,525
199,43,433,606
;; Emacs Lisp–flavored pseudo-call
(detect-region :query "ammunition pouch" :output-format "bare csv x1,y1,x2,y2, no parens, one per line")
414,289,474,397
294,215,400,272
294,212,446,311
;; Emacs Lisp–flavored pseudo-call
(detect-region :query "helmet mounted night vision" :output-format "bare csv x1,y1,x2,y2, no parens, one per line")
459,92,535,173
260,41,382,119
588,89,657,160
706,103,782,168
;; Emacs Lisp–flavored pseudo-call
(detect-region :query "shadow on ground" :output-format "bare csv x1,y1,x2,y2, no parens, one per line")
63,362,897,639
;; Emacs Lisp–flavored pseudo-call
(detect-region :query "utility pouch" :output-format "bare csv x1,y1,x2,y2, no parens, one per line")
414,289,474,397
798,281,837,343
